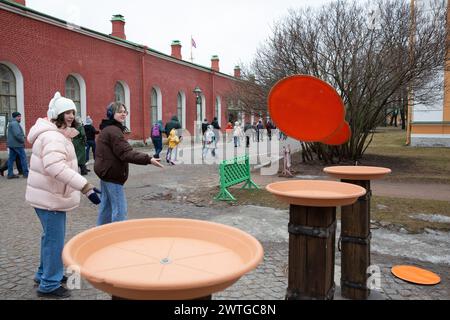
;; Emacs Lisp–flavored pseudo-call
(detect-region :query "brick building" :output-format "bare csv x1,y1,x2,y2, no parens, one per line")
0,0,242,150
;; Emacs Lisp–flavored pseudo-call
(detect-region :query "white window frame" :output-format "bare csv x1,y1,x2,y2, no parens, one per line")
216,96,222,127
66,73,86,122
0,61,25,133
116,80,131,131
178,91,186,129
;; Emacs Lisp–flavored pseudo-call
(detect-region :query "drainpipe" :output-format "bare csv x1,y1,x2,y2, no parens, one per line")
141,46,148,144
212,70,216,122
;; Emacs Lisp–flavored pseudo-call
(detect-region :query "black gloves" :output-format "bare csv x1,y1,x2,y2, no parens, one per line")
86,187,101,205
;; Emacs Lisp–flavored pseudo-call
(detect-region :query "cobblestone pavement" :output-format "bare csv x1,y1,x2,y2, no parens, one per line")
0,149,449,300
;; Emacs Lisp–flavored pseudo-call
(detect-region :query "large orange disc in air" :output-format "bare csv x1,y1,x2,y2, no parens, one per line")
391,265,441,285
321,121,351,145
268,75,345,142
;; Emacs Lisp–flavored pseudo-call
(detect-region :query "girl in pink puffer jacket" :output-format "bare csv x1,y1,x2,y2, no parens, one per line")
25,92,100,299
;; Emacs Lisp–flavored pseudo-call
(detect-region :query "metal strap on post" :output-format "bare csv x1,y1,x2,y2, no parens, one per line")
338,232,371,251
288,221,337,239
341,278,368,291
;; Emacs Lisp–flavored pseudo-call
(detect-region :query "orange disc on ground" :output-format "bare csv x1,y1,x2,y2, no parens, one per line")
391,265,441,285
321,121,351,145
268,75,345,142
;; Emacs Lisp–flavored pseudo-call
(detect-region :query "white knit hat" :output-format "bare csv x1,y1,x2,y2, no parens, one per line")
47,92,77,120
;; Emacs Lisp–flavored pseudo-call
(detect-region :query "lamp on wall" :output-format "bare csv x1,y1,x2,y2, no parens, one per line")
193,86,202,142
193,86,202,121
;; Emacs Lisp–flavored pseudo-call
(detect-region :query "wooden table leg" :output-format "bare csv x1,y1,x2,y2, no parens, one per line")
340,179,371,300
286,204,337,300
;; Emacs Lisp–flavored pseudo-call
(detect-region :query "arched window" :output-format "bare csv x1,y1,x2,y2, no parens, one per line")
0,64,17,119
151,88,158,124
114,81,130,130
115,82,125,104
65,75,81,116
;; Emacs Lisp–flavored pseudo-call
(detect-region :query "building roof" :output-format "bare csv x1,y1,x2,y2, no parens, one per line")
0,0,237,80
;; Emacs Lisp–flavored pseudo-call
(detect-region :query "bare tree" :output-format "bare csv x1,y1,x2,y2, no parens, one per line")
228,0,446,162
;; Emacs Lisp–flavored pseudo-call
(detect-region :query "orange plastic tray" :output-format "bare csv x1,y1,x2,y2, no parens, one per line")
324,166,391,180
321,121,351,145
266,180,366,207
268,75,345,142
62,218,264,300
391,265,441,285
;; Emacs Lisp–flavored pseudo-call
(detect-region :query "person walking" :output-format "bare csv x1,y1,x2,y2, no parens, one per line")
225,122,233,142
166,128,180,165
201,118,209,150
233,121,243,148
150,120,163,160
72,119,88,175
211,117,221,148
94,102,163,226
26,92,101,298
256,120,264,142
202,125,216,159
165,115,182,162
244,122,253,148
6,111,29,179
84,115,99,164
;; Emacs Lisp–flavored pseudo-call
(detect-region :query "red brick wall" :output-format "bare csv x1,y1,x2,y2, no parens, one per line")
0,7,237,149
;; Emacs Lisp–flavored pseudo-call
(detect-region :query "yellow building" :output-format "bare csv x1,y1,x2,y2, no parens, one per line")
410,0,450,147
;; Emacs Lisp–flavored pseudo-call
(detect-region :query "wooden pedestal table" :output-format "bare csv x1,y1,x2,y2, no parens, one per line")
323,166,391,300
266,180,366,300
62,218,264,300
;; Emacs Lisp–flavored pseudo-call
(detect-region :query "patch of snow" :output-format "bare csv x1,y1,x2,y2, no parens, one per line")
409,214,450,224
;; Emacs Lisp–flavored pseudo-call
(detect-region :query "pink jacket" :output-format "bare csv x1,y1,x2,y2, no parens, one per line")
25,118,87,212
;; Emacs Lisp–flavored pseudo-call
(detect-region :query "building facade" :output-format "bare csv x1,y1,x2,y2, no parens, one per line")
409,0,450,147
0,0,242,150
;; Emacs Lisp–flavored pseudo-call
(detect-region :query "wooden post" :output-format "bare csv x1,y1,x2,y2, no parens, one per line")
286,204,336,300
340,179,371,300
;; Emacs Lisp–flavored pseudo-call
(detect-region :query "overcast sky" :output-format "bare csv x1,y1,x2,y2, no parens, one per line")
26,0,337,76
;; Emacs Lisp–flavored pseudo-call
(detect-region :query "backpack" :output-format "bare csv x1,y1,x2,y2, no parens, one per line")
151,124,160,137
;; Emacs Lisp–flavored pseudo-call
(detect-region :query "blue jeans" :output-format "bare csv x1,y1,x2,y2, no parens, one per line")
151,137,162,158
234,136,240,147
97,180,128,226
34,208,66,293
7,147,29,177
85,140,96,161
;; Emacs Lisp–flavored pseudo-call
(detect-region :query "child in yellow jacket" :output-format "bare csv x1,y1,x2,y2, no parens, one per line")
166,128,180,165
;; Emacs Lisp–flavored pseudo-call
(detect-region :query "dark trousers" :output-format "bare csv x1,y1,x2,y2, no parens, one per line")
0,155,22,174
85,140,96,162
152,138,163,158
7,147,29,177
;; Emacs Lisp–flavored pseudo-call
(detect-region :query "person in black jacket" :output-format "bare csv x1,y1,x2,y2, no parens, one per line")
211,117,221,148
84,115,99,163
165,115,181,136
164,115,182,162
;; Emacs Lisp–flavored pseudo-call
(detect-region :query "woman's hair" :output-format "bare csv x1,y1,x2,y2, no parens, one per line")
107,102,127,119
53,110,79,129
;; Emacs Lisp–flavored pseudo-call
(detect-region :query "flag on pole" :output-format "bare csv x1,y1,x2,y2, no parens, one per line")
191,37,197,48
